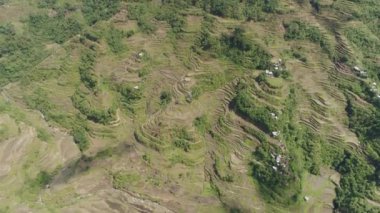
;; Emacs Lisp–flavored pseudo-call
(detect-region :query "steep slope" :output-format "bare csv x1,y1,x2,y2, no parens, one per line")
0,0,379,212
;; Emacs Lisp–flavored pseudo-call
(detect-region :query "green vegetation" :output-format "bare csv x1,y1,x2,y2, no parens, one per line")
72,127,90,151
232,87,277,133
23,88,91,151
112,171,139,189
0,29,47,85
173,128,193,152
334,152,376,212
127,2,186,35
159,91,172,106
284,20,333,57
105,26,126,53
27,13,82,44
71,90,116,124
155,6,186,34
244,84,380,211
0,23,15,36
24,88,54,120
344,26,380,80
194,115,211,135
82,0,121,25
37,128,52,142
247,88,301,204
78,49,98,91
21,170,53,200
344,27,380,57
346,101,380,197
0,0,8,5
169,153,195,166
194,27,219,52
191,71,227,99
34,171,52,187
221,28,271,69
37,0,57,8
118,85,142,112
310,0,320,12
127,3,157,34
240,85,348,206
214,157,234,182
284,47,308,63
193,0,278,20
0,0,380,211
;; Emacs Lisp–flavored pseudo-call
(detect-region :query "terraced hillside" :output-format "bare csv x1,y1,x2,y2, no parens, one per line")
0,0,380,212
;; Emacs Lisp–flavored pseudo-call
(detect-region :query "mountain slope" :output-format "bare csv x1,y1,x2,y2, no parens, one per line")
0,0,379,212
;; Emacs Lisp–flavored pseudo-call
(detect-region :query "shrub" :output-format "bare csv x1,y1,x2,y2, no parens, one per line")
37,128,52,142
0,0,8,6
344,27,380,57
72,127,90,151
194,27,219,52
334,152,376,212
160,91,172,106
174,138,191,152
221,27,271,69
71,90,116,124
283,20,333,57
209,0,242,18
34,171,52,187
0,23,15,36
78,49,98,90
255,73,267,84
310,0,320,12
194,115,211,135
82,0,121,25
0,34,47,86
137,17,157,34
84,31,100,42
106,26,125,53
27,14,82,44
112,171,139,189
119,85,142,105
195,0,278,20
24,88,54,120
127,3,157,34
251,140,298,202
173,128,193,152
37,0,57,8
190,72,226,99
155,6,186,33
232,88,277,133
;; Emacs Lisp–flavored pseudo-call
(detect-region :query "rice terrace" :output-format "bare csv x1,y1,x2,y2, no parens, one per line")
0,0,379,212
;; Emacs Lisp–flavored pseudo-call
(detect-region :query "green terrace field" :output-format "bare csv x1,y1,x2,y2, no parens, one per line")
0,0,379,212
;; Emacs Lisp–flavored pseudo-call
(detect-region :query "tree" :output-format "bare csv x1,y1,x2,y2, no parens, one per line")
82,0,121,25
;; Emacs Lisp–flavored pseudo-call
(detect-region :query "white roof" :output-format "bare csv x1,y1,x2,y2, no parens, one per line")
276,155,281,163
